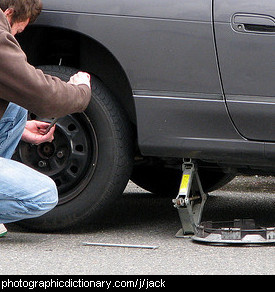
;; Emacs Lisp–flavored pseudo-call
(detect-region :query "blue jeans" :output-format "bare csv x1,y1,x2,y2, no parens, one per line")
0,103,58,224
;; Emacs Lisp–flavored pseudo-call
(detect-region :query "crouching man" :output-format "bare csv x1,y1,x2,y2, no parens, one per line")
0,0,91,235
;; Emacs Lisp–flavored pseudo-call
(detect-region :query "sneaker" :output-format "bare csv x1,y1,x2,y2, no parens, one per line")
0,224,7,237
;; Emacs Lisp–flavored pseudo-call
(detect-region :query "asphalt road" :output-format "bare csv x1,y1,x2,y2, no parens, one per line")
0,175,275,275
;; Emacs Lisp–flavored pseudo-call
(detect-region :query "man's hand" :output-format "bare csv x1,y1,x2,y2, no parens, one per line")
68,72,91,88
21,120,55,145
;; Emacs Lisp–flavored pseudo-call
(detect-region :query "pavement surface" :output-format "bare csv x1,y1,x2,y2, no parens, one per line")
0,175,275,275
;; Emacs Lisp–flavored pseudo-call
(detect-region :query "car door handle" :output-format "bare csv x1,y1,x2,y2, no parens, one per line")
232,13,275,33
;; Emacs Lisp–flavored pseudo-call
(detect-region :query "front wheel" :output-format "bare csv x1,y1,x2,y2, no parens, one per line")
13,65,133,231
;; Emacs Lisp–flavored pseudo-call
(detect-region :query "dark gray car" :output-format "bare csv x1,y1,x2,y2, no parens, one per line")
14,0,275,231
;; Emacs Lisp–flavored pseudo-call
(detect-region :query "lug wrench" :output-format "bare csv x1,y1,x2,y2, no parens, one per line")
44,118,58,134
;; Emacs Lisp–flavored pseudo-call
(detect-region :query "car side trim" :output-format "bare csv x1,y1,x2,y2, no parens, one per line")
133,91,223,101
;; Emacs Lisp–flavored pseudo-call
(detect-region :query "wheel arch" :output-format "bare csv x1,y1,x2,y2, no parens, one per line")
17,25,136,124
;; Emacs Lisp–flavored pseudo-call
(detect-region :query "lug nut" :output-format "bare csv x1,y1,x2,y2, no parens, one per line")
56,151,64,158
38,160,47,168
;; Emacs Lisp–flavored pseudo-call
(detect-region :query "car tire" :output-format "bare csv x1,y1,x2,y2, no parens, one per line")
131,164,235,196
13,65,133,231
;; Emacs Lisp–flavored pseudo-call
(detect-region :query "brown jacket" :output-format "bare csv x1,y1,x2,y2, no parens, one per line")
0,9,91,119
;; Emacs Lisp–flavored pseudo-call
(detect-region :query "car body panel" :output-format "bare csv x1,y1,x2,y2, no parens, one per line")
37,1,221,95
27,0,275,170
40,0,211,22
214,0,275,141
134,95,265,162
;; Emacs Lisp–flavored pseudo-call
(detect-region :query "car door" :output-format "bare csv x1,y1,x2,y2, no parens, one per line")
214,0,275,141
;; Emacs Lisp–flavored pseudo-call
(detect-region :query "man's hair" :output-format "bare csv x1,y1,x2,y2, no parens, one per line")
0,0,42,24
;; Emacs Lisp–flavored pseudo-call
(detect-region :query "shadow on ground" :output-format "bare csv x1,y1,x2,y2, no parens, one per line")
8,176,275,234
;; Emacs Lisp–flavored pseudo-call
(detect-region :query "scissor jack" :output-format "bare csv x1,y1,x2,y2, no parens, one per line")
172,159,275,244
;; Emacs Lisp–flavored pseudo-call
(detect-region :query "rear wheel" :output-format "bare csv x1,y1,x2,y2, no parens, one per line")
131,164,235,196
13,65,133,231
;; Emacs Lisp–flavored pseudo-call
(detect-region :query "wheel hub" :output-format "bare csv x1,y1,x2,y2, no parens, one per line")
37,142,56,159
13,114,98,205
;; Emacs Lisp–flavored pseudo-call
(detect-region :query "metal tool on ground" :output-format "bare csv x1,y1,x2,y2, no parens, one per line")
83,242,159,249
173,159,275,244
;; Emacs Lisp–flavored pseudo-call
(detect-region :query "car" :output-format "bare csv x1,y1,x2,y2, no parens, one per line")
14,0,275,231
